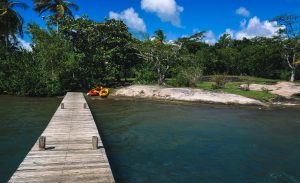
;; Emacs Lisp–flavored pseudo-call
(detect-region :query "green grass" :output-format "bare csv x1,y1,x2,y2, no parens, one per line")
201,75,279,84
196,82,277,101
117,75,283,101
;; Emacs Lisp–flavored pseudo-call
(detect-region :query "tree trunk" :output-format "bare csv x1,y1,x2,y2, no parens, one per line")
5,35,8,49
290,67,296,82
158,74,165,85
124,67,127,82
56,21,59,33
290,53,297,82
51,60,54,93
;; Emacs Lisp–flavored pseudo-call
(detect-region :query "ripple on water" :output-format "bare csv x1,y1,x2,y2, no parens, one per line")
265,172,300,183
89,98,300,183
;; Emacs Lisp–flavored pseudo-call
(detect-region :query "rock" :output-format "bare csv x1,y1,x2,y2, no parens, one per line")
114,85,264,106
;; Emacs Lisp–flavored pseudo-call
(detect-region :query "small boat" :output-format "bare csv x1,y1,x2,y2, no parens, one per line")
87,89,100,96
99,88,109,97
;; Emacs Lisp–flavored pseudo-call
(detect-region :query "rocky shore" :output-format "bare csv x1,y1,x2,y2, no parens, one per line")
113,85,264,106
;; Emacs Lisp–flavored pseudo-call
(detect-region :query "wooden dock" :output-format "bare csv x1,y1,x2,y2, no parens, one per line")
9,92,115,183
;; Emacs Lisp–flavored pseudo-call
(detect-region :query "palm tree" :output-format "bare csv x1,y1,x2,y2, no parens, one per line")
0,0,28,48
33,0,79,33
154,29,166,44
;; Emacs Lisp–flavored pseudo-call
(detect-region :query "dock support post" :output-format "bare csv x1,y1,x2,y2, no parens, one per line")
92,136,98,150
61,103,64,109
39,136,46,150
84,103,87,109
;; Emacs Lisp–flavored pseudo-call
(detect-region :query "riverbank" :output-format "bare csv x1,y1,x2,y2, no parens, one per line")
113,85,264,106
112,85,300,106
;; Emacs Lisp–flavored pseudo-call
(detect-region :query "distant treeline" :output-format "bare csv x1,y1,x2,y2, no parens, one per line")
0,16,299,96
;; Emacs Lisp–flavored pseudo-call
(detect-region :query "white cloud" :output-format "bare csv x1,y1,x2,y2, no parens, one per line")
234,16,283,39
204,30,216,45
224,28,234,38
181,34,189,38
240,19,247,28
109,8,146,32
236,7,250,17
141,0,183,27
17,37,32,52
74,15,80,20
220,16,283,40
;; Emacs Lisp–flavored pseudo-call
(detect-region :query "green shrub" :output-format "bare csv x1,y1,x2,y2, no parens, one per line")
240,81,250,91
280,70,290,81
133,68,157,84
261,87,270,93
211,75,228,89
173,67,202,87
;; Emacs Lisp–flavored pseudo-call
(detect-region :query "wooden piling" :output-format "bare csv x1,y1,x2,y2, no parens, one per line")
38,136,46,150
92,136,98,150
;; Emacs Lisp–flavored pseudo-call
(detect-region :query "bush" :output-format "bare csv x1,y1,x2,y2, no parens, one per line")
211,75,228,89
280,70,291,81
173,67,202,87
240,81,250,91
133,67,157,84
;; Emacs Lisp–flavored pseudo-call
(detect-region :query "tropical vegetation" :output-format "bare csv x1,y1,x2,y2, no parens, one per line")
0,0,299,96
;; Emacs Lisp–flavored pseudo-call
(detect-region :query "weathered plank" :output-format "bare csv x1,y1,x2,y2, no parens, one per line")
9,92,115,183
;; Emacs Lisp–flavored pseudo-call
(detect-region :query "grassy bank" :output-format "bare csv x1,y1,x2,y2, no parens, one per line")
165,75,279,101
118,75,287,101
196,82,276,101
197,75,279,101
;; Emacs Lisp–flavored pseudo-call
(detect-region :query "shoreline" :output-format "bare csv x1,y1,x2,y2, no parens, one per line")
90,95,300,111
112,85,264,106
1,84,299,107
111,85,300,107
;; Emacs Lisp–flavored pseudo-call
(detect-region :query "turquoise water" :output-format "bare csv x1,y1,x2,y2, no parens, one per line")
0,95,300,183
88,98,300,183
0,95,61,182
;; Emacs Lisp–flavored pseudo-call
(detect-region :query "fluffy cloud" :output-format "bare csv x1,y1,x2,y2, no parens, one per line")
240,19,247,27
204,30,217,45
234,16,283,39
18,37,32,52
141,0,183,27
224,28,234,38
109,8,146,32
236,7,250,17
192,29,216,45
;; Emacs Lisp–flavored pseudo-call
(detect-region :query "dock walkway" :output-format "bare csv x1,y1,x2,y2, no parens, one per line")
9,92,115,183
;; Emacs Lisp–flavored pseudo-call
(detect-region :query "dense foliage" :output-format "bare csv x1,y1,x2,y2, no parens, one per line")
0,1,299,96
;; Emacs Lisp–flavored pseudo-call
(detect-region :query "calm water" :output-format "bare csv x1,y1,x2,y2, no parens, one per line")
0,95,61,182
0,95,300,183
88,98,300,183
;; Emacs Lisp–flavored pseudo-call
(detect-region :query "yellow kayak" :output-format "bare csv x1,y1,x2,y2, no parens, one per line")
99,88,109,97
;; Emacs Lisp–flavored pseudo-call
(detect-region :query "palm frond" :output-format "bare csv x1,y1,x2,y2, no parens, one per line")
8,1,28,10
33,0,78,20
64,1,78,11
9,9,23,35
0,9,8,16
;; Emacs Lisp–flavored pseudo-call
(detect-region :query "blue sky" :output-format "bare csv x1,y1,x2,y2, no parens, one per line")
18,0,300,46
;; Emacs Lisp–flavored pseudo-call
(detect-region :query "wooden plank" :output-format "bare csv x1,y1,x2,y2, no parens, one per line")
9,92,115,183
